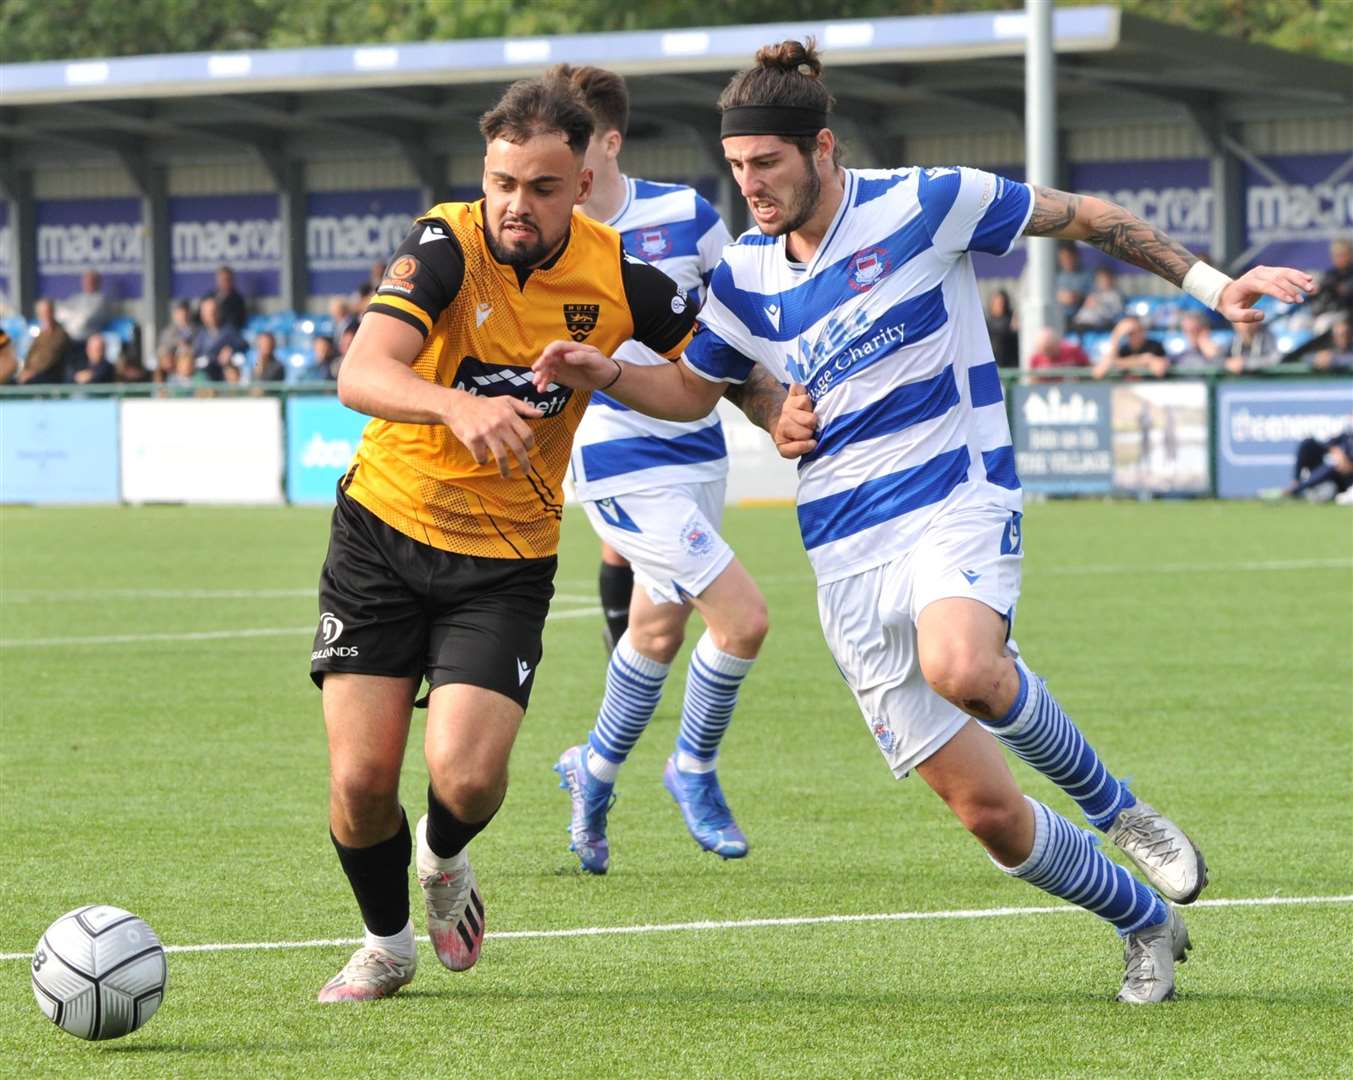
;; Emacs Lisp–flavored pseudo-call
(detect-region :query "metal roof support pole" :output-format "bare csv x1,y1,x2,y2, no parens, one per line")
1020,0,1061,367
0,165,37,319
138,163,171,360
1210,130,1245,273
276,159,308,315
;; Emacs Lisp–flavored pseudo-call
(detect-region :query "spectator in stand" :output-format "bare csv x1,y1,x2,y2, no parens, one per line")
168,345,206,391
1055,242,1092,320
202,265,248,331
71,334,115,385
309,335,340,381
329,296,359,345
251,330,286,383
158,300,196,354
192,297,247,377
56,269,112,344
985,289,1019,369
1094,315,1169,379
18,299,71,385
337,317,360,359
1072,266,1125,331
0,327,17,384
1172,312,1224,368
116,348,151,383
1028,326,1091,381
1224,319,1279,374
222,360,243,387
367,259,386,293
352,281,374,317
1314,319,1353,372
212,343,242,382
1310,239,1353,331
152,344,177,384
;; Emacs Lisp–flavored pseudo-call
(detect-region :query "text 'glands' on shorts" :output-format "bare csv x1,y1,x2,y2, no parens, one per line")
309,486,556,710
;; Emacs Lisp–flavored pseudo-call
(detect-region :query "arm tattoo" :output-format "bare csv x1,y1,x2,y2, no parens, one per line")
723,363,786,434
1024,184,1197,287
1024,185,1081,236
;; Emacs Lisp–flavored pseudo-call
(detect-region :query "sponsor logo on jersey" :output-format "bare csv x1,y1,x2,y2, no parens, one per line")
563,303,600,342
453,354,573,417
847,246,891,292
378,254,418,296
312,611,359,660
871,719,895,754
475,301,492,327
635,227,672,260
670,290,688,315
680,518,714,557
516,658,533,685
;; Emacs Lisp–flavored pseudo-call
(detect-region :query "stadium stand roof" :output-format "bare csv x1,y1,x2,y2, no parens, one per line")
2,6,1349,170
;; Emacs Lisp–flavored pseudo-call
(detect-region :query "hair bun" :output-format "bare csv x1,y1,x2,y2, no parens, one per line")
754,38,823,78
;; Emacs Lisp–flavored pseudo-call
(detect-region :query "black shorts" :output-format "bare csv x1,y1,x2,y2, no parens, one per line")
309,485,556,709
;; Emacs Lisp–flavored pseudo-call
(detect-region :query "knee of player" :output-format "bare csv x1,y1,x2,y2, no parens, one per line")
427,770,502,819
629,626,685,664
918,637,1001,708
711,601,769,658
953,794,1028,850
330,763,402,815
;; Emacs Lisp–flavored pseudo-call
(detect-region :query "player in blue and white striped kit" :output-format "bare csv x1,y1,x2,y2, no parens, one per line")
535,41,1315,1001
548,65,772,874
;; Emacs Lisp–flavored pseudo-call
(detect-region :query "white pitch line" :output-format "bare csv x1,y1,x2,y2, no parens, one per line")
1041,557,1352,577
0,607,599,649
1,588,599,605
1,893,1347,962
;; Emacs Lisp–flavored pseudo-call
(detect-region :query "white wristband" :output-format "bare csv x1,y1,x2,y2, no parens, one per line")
1181,261,1233,311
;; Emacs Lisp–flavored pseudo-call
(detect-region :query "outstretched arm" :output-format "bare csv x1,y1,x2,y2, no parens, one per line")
532,341,724,421
1023,186,1314,323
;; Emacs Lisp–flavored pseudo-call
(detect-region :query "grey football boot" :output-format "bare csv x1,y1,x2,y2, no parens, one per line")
1106,799,1208,904
1117,904,1191,1004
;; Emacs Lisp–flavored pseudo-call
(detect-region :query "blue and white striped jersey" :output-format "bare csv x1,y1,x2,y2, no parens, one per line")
686,166,1033,583
571,177,733,501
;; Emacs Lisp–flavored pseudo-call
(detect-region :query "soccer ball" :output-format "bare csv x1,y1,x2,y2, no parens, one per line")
31,905,167,1041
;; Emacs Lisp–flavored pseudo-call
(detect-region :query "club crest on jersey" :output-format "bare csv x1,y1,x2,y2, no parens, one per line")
871,720,895,754
563,303,600,342
848,246,891,292
634,227,672,261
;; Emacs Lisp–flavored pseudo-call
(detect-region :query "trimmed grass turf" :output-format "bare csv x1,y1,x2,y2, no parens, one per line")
1,501,1350,1078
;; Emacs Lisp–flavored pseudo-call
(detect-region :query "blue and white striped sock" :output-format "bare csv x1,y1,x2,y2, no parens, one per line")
674,632,755,771
981,659,1135,830
586,633,670,781
1002,798,1167,935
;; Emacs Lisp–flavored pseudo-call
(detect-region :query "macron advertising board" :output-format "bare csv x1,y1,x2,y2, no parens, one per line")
1216,379,1353,498
170,193,282,301
285,396,369,504
35,198,144,299
120,398,283,504
306,189,421,296
1011,382,1113,494
0,400,120,504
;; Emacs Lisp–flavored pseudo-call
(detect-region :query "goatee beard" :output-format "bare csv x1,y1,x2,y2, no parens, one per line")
486,220,553,268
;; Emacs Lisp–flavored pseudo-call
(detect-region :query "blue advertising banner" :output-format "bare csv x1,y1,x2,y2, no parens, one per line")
285,395,369,503
0,202,11,307
306,189,422,295
1243,152,1353,270
170,193,281,301
35,198,144,300
1011,381,1113,493
0,400,120,503
1216,379,1353,498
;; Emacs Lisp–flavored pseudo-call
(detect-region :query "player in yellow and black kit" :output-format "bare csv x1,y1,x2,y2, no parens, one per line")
311,75,696,1003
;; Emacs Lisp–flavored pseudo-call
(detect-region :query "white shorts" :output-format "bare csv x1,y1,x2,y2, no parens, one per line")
582,480,735,606
817,506,1024,779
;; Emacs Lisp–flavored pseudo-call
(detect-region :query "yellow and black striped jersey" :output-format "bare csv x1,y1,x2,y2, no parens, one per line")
346,199,696,559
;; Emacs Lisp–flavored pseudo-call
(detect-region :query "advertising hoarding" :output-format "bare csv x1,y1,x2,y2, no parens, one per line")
0,400,120,504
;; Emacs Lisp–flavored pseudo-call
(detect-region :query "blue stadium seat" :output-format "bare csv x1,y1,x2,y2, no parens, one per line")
1079,331,1111,358
1275,328,1314,356
1124,296,1163,321
1162,332,1188,357
284,349,315,383
103,315,138,343
2,316,31,359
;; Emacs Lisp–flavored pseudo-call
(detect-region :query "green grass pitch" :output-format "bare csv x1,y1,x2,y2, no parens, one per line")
1,500,1350,1078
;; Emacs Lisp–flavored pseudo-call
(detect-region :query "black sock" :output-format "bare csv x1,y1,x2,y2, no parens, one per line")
599,561,633,647
425,784,500,859
330,810,411,936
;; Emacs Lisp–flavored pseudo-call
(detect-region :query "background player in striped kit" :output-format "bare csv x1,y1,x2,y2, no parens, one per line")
548,64,772,874
534,40,1315,1002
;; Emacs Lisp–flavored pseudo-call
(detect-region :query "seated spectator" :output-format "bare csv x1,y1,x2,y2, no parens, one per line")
1173,312,1224,368
116,350,151,383
191,297,247,377
0,327,16,385
1224,320,1279,374
1094,316,1169,379
309,336,340,381
211,343,241,382
158,300,196,354
18,299,71,384
329,296,358,346
1055,242,1092,320
1278,427,1353,501
1072,267,1125,331
152,344,177,384
368,259,387,292
55,269,112,344
337,317,360,359
985,289,1019,369
1314,319,1353,372
1028,326,1090,381
1310,238,1353,331
71,334,115,385
351,282,375,321
222,360,243,387
250,331,286,383
168,345,207,391
201,265,248,331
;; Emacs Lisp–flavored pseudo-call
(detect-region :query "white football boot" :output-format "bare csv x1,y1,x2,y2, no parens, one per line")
1117,905,1191,1004
316,946,415,1003
415,815,485,971
1106,799,1208,904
